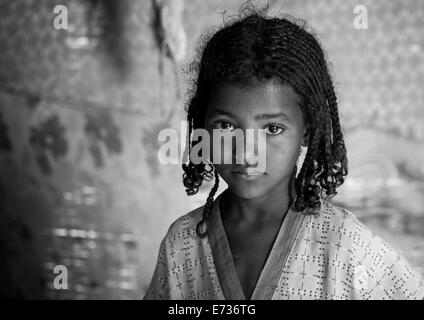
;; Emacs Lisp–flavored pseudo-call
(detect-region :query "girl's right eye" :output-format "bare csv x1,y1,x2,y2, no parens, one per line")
213,121,235,131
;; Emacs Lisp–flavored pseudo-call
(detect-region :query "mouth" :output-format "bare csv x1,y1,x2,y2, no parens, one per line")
231,168,266,179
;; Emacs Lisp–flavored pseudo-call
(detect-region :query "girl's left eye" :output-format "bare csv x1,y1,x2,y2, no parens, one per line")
265,124,285,135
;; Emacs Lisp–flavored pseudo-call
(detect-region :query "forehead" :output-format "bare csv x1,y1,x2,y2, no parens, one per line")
207,80,304,123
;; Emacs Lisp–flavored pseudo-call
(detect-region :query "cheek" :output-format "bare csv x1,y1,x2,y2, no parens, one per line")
267,134,300,154
214,163,230,176
265,136,302,166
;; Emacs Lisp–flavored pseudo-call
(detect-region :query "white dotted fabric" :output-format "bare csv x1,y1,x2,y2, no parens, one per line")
144,196,424,300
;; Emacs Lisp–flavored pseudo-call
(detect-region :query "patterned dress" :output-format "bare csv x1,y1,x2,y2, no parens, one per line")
144,191,424,300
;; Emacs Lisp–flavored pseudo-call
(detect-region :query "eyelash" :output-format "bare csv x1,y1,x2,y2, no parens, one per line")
212,121,286,135
214,121,234,131
265,124,286,135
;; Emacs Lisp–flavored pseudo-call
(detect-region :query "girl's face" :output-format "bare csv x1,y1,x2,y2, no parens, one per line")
204,80,308,199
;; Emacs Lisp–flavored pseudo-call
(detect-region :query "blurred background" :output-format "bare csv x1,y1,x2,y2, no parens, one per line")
0,0,423,299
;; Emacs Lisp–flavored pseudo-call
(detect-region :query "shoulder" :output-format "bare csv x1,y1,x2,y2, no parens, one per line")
167,205,204,236
306,198,372,242
305,198,379,259
308,198,424,299
158,204,205,251
310,198,399,260
144,205,206,300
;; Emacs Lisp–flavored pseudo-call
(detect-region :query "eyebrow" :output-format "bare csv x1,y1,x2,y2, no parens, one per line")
254,112,291,121
208,109,291,122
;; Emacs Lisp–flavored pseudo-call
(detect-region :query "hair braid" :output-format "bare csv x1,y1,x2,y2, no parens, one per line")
196,170,220,238
295,124,322,211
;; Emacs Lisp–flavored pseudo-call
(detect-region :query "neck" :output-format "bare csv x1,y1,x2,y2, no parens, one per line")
221,171,296,223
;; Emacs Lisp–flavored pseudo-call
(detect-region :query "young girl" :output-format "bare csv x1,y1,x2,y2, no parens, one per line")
144,11,424,300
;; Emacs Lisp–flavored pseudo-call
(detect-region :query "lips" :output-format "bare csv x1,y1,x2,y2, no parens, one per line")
232,167,266,176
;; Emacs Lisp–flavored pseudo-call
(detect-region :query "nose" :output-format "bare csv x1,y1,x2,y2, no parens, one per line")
234,152,258,166
233,129,259,166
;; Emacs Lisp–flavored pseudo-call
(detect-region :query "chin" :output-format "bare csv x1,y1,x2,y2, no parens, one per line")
224,179,272,200
219,169,291,200
230,188,265,200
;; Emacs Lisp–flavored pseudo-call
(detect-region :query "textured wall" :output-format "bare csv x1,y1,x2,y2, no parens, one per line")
0,0,423,299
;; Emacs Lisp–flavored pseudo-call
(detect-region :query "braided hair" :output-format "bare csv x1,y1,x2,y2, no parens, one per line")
182,10,348,237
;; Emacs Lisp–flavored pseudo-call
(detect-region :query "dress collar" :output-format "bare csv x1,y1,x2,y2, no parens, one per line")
206,190,307,300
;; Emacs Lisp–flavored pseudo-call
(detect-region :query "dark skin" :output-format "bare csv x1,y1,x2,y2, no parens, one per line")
205,79,308,299
219,180,295,299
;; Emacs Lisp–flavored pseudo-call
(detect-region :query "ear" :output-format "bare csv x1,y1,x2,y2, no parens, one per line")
301,125,309,147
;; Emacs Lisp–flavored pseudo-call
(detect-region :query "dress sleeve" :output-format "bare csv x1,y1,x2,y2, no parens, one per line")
143,236,170,300
353,233,424,300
